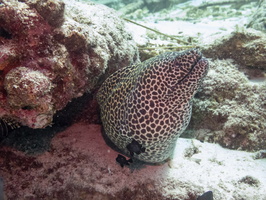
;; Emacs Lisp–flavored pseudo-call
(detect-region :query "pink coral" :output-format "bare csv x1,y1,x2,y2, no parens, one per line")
0,0,139,128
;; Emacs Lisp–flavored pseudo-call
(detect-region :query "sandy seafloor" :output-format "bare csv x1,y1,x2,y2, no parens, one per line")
1,0,266,200
1,123,266,199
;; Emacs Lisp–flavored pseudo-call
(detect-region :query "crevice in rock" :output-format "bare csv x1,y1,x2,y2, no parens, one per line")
0,27,12,39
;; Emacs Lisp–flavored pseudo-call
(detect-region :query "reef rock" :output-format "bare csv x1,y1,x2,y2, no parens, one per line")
247,0,266,33
0,0,139,128
184,59,266,151
186,27,266,151
202,28,266,69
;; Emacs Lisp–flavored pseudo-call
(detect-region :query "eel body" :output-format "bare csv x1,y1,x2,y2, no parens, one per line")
97,49,209,163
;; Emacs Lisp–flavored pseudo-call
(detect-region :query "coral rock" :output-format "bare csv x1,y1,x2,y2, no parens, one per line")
0,0,139,128
202,28,266,69
247,0,266,33
185,59,266,151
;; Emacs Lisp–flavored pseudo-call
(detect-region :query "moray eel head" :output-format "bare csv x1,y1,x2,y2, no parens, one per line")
97,49,209,163
157,48,209,105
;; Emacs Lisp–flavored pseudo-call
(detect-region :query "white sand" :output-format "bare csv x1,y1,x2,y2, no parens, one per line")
124,2,253,47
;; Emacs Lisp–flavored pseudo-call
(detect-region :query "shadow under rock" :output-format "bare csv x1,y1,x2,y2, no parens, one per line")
0,92,95,155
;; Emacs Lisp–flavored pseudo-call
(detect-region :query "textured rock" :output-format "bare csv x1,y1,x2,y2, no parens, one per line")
4,67,53,127
247,0,266,33
185,26,266,151
184,59,266,151
0,0,139,128
25,0,66,27
202,28,266,69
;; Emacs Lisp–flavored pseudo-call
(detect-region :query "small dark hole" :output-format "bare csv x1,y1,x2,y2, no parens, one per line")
22,106,33,110
0,27,12,39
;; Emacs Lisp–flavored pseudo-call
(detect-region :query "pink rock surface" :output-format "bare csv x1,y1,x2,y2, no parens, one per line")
0,124,167,199
0,0,138,128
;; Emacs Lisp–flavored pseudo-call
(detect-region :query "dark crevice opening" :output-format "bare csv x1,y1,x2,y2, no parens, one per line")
0,27,12,39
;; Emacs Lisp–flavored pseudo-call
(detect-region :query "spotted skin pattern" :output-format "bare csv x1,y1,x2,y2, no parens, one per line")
97,49,209,163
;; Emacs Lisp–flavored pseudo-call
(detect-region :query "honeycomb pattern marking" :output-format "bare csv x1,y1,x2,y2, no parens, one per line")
97,49,209,163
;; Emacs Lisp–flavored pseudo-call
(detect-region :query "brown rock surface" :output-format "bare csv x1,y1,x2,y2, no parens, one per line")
202,28,266,69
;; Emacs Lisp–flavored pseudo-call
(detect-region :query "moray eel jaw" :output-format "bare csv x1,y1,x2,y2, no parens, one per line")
169,49,209,104
97,49,209,164
173,49,208,84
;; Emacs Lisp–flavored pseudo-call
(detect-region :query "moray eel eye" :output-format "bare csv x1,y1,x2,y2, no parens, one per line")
97,48,209,163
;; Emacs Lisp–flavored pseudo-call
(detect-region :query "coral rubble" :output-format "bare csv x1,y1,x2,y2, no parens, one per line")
0,0,139,128
183,27,266,151
186,58,266,151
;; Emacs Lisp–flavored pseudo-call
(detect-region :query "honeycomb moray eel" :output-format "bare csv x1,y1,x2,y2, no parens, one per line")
97,49,209,163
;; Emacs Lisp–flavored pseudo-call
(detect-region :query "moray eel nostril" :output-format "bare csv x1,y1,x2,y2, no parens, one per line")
97,48,209,163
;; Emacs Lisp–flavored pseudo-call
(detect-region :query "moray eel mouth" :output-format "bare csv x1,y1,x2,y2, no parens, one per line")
175,49,208,84
97,48,209,164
